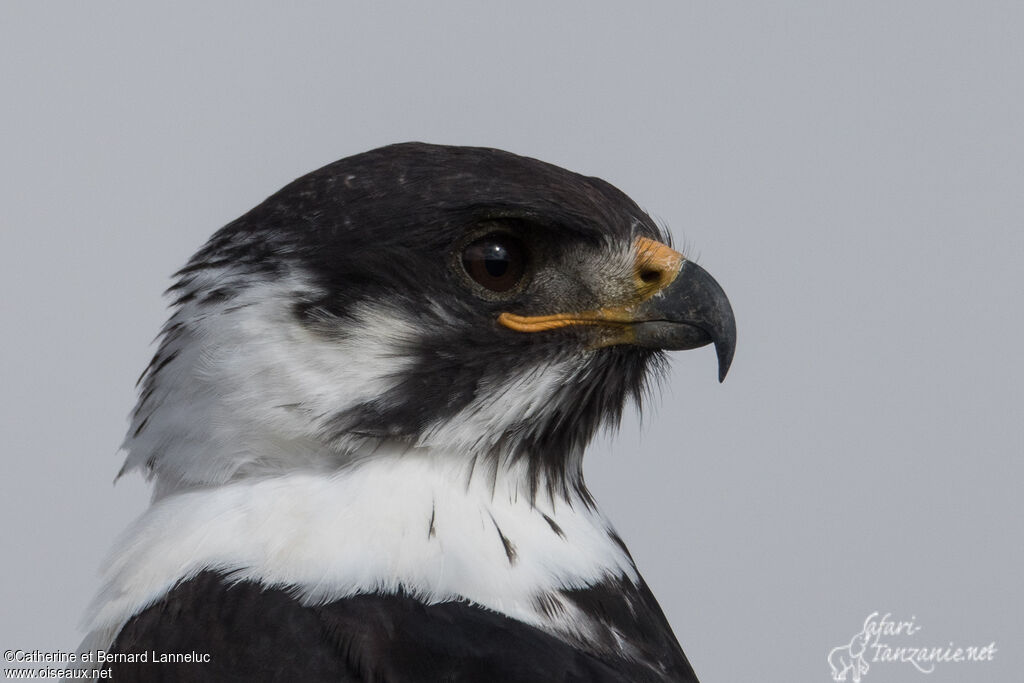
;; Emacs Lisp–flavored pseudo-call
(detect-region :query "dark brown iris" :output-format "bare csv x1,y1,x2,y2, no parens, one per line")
462,234,526,292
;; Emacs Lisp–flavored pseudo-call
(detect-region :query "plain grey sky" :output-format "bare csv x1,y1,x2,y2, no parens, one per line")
1,3,1021,682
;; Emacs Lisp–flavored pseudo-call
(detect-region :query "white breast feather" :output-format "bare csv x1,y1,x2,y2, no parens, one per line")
82,451,637,653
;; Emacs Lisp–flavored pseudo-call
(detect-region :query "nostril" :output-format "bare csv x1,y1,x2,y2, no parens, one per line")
639,268,662,284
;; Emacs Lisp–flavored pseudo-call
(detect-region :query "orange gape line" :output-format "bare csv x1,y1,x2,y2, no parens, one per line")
497,237,684,333
497,310,632,332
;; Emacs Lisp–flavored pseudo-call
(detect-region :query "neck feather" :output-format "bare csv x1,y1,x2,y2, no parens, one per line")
87,449,638,649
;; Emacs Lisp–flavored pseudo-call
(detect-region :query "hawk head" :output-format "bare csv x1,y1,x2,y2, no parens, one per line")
123,143,735,502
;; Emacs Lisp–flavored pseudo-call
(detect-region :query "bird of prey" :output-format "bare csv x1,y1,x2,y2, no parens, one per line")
76,143,736,682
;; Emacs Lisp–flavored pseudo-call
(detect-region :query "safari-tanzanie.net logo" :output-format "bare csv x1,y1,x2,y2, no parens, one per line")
827,612,996,681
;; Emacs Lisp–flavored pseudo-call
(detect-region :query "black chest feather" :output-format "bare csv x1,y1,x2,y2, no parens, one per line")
107,572,699,682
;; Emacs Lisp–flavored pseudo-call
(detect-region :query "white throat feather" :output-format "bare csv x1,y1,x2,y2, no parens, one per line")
84,448,638,653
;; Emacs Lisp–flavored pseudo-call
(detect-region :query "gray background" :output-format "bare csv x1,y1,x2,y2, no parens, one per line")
2,3,1021,682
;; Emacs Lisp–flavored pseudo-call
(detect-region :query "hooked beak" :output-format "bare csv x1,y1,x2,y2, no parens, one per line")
498,237,736,382
629,259,736,382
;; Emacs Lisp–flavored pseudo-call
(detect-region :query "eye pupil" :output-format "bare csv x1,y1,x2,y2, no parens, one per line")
484,249,509,277
462,234,525,293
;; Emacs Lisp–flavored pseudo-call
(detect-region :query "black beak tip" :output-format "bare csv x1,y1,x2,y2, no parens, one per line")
714,305,737,383
716,337,735,383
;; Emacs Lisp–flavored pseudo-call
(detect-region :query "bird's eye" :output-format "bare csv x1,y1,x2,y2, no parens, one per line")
461,234,527,293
